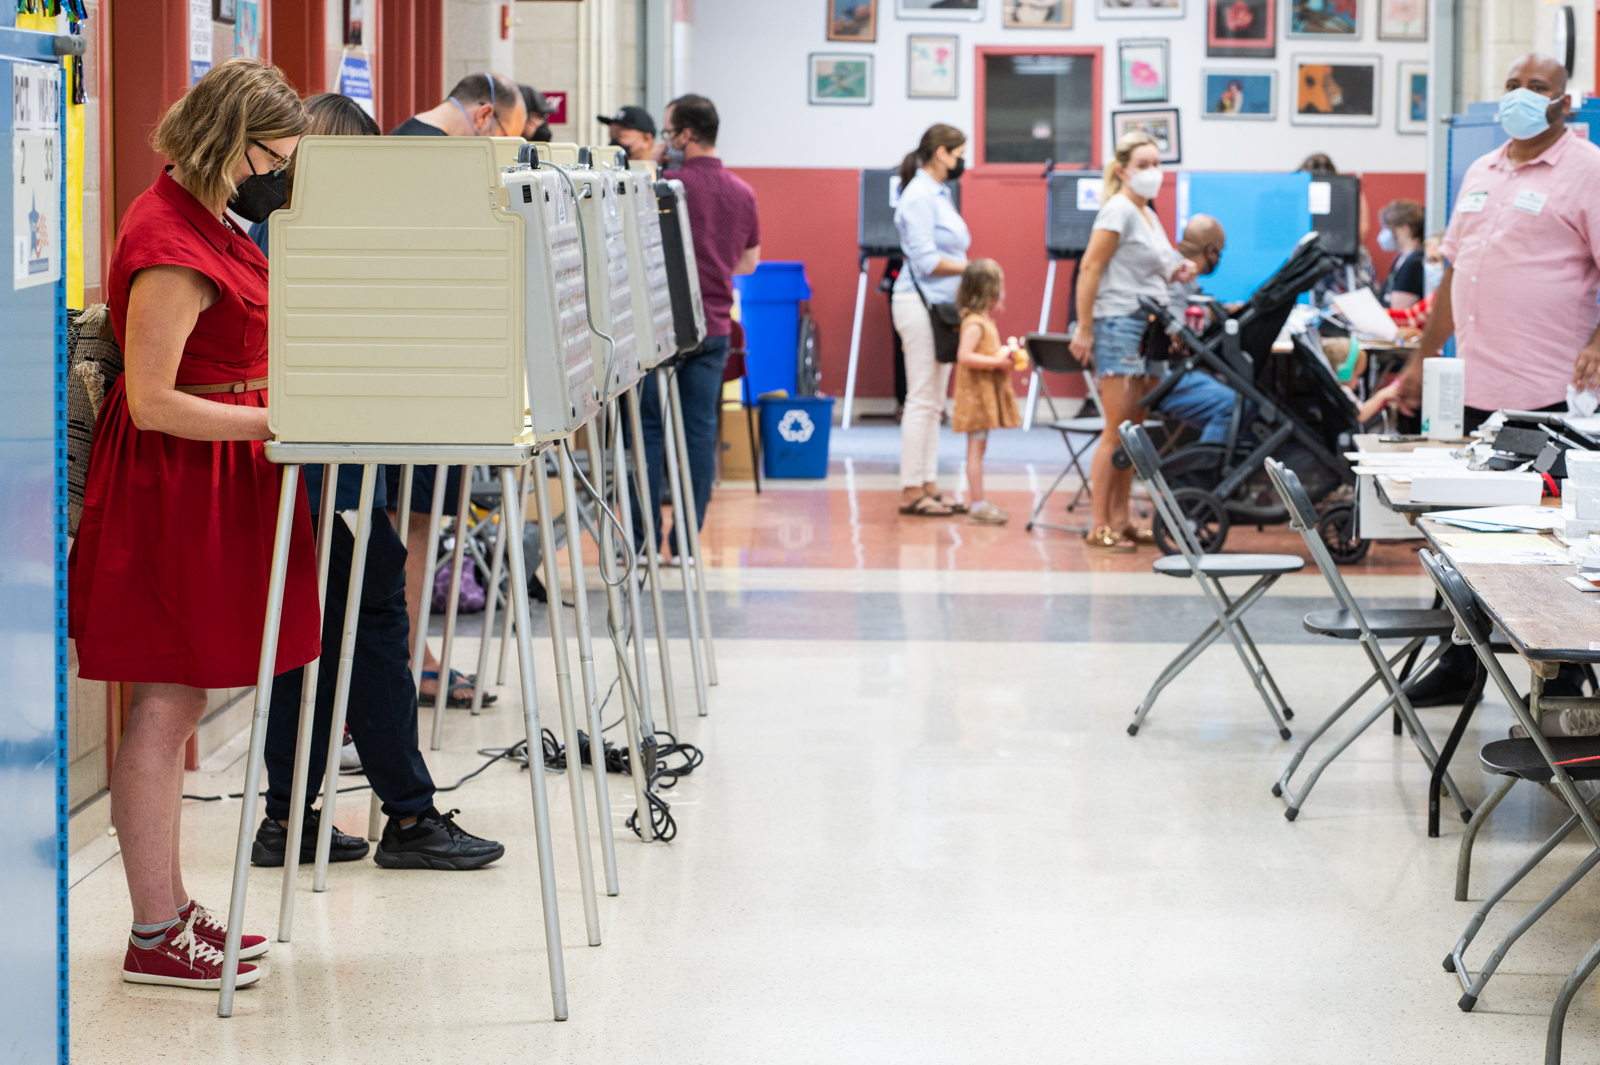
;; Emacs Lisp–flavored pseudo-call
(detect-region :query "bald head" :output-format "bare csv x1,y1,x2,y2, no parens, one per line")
1507,53,1568,98
1178,214,1225,274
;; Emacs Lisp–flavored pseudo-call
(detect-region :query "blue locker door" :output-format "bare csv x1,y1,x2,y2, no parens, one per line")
0,34,68,1065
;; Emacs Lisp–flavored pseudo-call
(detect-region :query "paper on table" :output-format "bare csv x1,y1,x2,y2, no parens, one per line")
1430,531,1561,551
1330,288,1399,342
1428,505,1563,531
1566,575,1600,592
1444,546,1570,564
1345,450,1461,465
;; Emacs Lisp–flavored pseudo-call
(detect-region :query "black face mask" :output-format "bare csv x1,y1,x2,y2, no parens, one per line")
531,122,552,143
229,156,288,224
946,155,965,180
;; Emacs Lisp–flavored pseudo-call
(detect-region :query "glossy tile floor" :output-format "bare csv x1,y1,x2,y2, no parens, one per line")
71,428,1600,1063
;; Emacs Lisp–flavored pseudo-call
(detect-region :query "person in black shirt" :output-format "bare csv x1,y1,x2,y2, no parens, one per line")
387,71,526,138
1376,198,1426,311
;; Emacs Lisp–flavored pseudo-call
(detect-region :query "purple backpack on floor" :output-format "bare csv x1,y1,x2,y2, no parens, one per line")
432,556,486,614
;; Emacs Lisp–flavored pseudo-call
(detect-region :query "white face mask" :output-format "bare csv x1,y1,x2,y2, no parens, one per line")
1125,166,1164,200
1423,261,1444,294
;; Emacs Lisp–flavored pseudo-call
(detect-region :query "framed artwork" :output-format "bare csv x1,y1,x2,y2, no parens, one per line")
213,0,237,23
1396,59,1427,133
809,53,875,105
233,0,260,56
1004,0,1072,28
1376,0,1425,39
1202,68,1277,119
1112,108,1181,162
1288,0,1359,39
828,0,879,42
975,46,1102,168
1118,38,1169,103
1207,0,1275,58
897,0,986,21
1097,0,1184,18
1291,53,1379,125
908,35,959,97
343,0,364,46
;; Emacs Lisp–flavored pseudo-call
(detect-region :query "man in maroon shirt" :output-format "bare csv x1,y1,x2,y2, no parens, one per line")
637,94,761,558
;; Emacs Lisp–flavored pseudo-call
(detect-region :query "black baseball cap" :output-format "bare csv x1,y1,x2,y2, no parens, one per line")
597,105,656,136
519,84,549,117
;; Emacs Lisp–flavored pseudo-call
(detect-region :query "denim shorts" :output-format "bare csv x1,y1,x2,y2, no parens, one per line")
1093,314,1167,379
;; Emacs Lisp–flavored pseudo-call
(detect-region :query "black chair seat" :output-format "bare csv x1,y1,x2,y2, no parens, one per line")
1480,737,1600,781
1047,416,1161,434
1302,608,1456,640
1154,554,1305,578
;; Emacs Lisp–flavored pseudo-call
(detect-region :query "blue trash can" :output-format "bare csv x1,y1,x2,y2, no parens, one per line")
735,262,812,399
758,395,834,479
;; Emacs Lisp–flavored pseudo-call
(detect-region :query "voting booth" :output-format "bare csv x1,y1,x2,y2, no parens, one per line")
268,136,599,444
654,177,708,355
621,164,677,371
562,151,640,400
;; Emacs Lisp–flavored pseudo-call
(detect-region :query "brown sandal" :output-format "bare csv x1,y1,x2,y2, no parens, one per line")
1122,524,1156,546
1084,525,1136,553
899,494,954,517
933,493,968,514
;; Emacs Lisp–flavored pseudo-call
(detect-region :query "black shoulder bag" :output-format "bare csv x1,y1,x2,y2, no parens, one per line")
907,271,962,364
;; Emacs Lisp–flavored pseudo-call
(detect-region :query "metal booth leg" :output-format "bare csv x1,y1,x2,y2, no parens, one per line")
627,386,678,734
278,464,340,941
840,257,868,430
668,370,718,692
498,465,530,687
1022,258,1057,434
312,467,379,891
410,465,448,689
430,468,473,750
658,368,708,716
532,450,603,946
498,466,569,1021
219,464,303,1017
471,489,508,714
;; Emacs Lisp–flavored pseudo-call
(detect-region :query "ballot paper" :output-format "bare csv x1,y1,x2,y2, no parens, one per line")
1427,505,1564,532
1329,288,1399,342
1433,530,1570,565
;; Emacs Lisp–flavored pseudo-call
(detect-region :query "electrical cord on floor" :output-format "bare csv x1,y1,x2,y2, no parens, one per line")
181,740,531,804
532,726,703,842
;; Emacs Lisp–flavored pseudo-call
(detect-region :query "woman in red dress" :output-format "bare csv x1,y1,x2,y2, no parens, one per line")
69,58,318,990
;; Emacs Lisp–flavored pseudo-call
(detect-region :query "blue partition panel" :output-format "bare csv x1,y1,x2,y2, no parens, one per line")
1177,171,1312,304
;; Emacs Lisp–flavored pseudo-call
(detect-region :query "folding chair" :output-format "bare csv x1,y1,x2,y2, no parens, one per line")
1420,550,1600,1061
1119,421,1302,739
1024,333,1161,534
1262,459,1473,824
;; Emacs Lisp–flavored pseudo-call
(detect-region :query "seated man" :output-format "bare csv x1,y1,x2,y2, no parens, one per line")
1159,214,1249,445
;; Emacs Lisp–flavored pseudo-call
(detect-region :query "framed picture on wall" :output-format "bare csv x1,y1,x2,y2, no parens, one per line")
1207,0,1275,58
809,53,875,104
829,0,879,42
1377,0,1426,39
1202,68,1277,119
1112,108,1181,161
908,35,960,96
1097,0,1184,19
1288,0,1359,39
1118,38,1169,103
213,0,237,24
1396,59,1427,133
1005,0,1072,28
897,0,986,21
1291,53,1380,125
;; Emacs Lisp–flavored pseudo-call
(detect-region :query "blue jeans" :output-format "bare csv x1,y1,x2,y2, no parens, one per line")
1093,314,1166,378
634,335,730,550
1156,372,1246,445
265,507,436,822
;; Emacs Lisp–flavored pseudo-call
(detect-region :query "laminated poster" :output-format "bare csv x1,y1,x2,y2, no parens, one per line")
12,61,61,291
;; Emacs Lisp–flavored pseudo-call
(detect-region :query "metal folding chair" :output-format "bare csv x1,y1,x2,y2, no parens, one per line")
1421,549,1600,1062
1262,459,1472,824
1119,422,1303,739
1024,333,1161,534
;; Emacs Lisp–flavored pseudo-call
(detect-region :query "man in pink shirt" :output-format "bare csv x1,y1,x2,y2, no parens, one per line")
1399,53,1600,427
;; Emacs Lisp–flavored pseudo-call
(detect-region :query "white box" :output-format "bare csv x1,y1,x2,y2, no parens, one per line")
1570,480,1600,520
1358,474,1421,539
1565,450,1600,488
1409,471,1544,506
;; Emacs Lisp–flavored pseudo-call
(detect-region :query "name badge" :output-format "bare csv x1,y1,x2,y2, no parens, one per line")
1513,189,1549,215
1458,190,1489,213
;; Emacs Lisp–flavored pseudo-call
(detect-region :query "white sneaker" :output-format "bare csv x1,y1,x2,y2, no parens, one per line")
1509,707,1600,739
340,740,362,773
966,501,1009,526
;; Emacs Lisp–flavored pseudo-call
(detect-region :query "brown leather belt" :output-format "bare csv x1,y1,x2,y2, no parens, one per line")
175,377,268,395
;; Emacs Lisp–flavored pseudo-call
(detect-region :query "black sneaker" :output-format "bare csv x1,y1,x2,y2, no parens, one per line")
251,810,371,867
374,807,504,870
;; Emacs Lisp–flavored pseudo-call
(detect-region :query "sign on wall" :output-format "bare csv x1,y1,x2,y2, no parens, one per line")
542,90,568,125
189,0,213,82
338,51,375,117
12,61,61,291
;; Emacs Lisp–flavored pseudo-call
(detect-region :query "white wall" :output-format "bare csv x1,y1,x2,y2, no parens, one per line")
692,0,1431,172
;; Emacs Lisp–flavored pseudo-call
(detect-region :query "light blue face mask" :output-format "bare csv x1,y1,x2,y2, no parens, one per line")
1376,227,1396,253
1423,261,1444,294
1498,87,1557,140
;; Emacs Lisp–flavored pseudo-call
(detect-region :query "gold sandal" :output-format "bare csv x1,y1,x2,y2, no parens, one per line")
1084,525,1136,554
1122,524,1156,546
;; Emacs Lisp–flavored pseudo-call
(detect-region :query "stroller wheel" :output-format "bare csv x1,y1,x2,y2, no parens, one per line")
1316,502,1369,564
1153,488,1230,556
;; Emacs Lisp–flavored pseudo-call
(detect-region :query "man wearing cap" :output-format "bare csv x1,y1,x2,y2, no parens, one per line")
599,105,657,162
520,84,552,142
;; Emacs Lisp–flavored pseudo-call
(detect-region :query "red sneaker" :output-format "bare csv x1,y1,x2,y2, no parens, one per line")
180,900,269,961
121,917,262,990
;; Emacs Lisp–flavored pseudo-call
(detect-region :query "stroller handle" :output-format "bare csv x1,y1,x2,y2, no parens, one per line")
1136,295,1206,411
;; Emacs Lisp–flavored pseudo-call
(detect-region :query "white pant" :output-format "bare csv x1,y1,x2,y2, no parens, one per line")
892,292,952,489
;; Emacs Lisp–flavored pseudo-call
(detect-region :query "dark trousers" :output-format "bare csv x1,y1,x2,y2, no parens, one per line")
265,507,435,822
1397,398,1566,436
635,335,730,550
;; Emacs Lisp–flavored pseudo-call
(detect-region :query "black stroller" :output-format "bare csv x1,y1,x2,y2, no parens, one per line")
1125,232,1369,561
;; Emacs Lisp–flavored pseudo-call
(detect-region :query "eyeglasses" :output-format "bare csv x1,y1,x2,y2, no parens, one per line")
252,139,293,176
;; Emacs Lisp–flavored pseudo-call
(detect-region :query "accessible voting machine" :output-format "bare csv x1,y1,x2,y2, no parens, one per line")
266,136,600,445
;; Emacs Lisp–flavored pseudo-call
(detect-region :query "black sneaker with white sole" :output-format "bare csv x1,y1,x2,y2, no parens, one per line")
251,810,370,867
374,807,504,870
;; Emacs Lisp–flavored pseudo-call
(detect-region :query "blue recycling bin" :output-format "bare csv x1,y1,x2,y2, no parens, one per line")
759,395,834,479
735,261,811,399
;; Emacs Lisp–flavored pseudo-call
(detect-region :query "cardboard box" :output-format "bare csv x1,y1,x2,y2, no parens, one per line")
719,406,758,481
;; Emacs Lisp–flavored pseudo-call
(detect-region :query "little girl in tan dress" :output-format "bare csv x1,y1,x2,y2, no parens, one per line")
952,259,1023,525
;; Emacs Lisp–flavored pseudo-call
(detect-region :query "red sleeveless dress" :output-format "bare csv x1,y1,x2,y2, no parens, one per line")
68,170,320,688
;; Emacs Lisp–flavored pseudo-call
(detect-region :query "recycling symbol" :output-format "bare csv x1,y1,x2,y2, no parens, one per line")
777,409,814,443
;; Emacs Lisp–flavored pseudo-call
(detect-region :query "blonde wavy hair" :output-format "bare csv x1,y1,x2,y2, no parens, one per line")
1102,130,1159,200
151,57,308,209
957,258,1004,316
